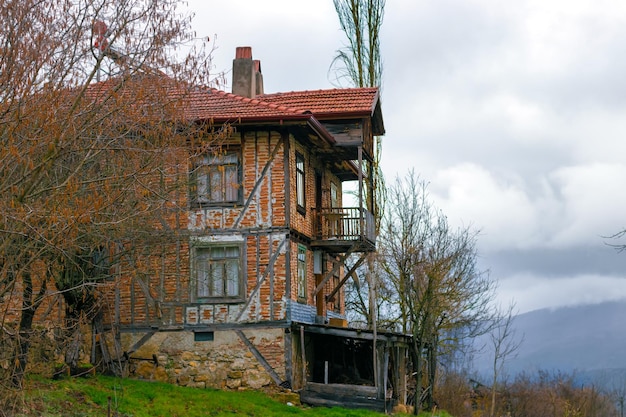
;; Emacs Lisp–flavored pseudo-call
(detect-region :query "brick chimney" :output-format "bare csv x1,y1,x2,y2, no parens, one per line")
232,46,264,98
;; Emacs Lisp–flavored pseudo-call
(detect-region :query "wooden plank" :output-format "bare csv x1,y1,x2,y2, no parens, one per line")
320,121,363,147
300,382,392,412
305,382,377,397
300,392,385,412
300,324,411,344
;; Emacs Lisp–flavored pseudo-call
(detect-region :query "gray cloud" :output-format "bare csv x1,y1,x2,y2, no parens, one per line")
485,245,626,278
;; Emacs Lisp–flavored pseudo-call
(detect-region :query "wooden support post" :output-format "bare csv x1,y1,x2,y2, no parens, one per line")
324,361,329,384
300,326,307,388
383,345,389,413
315,274,325,320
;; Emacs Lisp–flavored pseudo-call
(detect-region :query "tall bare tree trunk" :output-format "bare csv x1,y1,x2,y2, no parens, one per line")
367,255,378,386
12,269,46,388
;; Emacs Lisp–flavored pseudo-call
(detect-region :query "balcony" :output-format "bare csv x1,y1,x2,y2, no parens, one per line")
311,207,376,253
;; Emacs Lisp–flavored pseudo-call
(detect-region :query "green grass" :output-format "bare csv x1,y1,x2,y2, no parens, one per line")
16,375,437,417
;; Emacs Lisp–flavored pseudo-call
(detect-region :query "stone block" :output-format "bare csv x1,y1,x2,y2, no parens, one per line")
230,358,246,371
226,378,241,389
134,362,155,380
153,367,169,382
195,373,209,382
228,370,243,379
178,374,190,385
244,369,271,389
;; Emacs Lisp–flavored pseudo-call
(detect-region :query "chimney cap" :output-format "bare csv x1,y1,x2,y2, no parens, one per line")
235,46,252,59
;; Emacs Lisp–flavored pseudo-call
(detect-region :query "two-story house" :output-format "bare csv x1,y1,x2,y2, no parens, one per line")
94,47,410,411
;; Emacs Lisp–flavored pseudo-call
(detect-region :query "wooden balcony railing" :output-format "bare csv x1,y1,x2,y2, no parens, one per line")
314,207,376,250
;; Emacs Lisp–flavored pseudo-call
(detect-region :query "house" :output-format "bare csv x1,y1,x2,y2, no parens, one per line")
88,46,411,411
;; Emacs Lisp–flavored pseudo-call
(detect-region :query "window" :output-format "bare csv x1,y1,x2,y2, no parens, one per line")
296,152,305,213
192,152,240,205
330,181,339,208
194,331,214,342
297,245,307,300
195,245,242,300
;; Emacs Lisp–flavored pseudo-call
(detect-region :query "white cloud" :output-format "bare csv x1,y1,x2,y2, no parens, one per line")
428,162,626,251
429,163,542,250
549,163,626,246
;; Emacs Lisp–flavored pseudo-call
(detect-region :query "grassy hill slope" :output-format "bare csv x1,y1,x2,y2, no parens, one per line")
12,375,446,417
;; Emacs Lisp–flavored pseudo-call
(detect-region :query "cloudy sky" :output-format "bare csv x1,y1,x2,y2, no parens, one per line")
187,0,626,313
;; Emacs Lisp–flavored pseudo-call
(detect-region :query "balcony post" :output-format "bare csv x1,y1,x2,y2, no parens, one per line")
358,146,364,240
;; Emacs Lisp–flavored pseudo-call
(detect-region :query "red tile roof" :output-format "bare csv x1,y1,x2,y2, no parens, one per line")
185,87,380,123
183,88,304,121
83,76,382,127
257,88,380,118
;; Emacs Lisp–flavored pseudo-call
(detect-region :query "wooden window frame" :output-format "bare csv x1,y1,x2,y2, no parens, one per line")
191,150,241,207
193,243,244,304
297,244,307,301
296,152,306,215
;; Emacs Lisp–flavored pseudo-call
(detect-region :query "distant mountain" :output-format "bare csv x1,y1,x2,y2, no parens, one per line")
473,300,626,378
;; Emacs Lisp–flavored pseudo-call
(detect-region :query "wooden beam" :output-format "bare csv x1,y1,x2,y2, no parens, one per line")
312,242,360,297
300,325,307,388
125,330,156,356
315,274,325,318
235,330,284,386
325,253,367,302
269,237,275,320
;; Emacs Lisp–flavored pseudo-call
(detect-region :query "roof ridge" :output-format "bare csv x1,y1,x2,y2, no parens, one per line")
208,87,306,114
259,86,379,97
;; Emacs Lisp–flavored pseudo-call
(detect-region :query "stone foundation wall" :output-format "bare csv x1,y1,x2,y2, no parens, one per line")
122,327,287,390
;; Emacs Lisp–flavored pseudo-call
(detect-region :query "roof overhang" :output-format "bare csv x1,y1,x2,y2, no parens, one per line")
294,322,411,344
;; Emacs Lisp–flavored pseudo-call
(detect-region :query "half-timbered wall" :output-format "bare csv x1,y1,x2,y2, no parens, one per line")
287,135,346,320
94,125,352,392
109,127,348,329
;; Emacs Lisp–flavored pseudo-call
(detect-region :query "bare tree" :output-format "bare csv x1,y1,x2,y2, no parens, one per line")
331,0,385,89
331,0,386,326
607,229,626,253
331,0,386,390
0,0,220,406
378,171,496,414
489,302,523,417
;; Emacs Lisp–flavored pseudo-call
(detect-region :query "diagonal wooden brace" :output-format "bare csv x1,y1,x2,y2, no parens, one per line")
325,253,366,302
312,241,360,297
